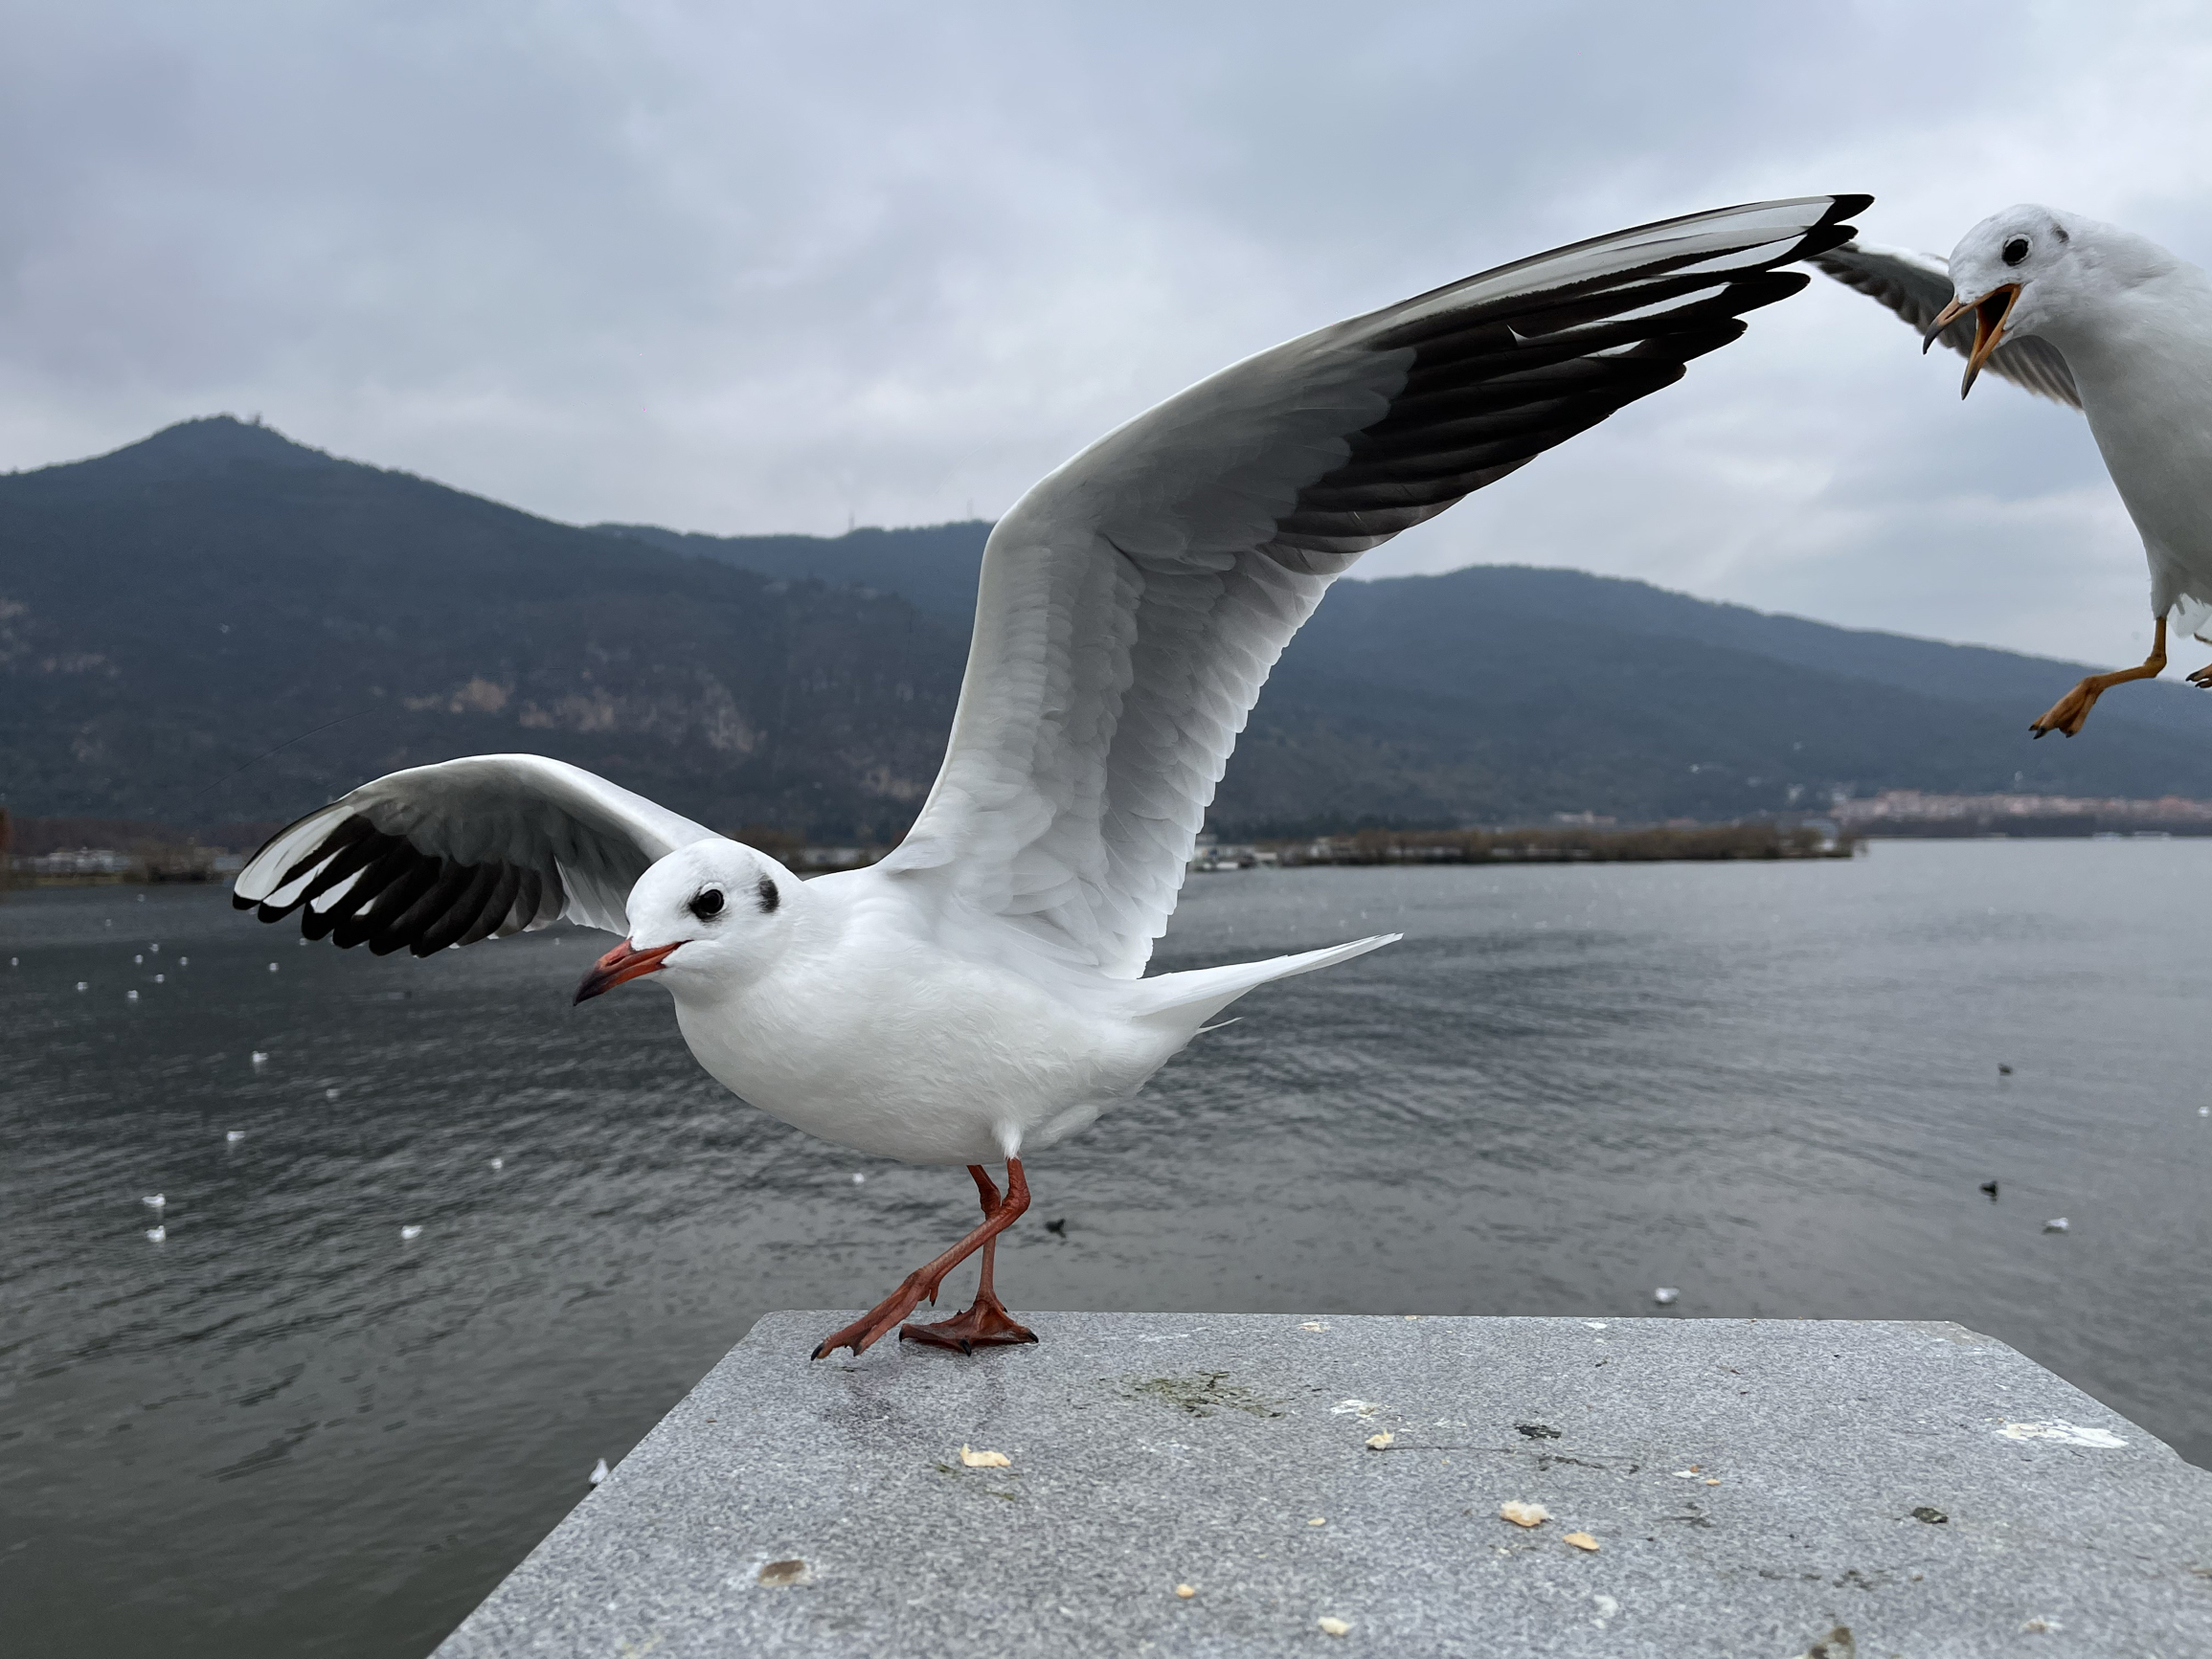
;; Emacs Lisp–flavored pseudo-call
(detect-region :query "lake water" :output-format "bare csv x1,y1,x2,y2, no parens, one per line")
4,841,2209,1657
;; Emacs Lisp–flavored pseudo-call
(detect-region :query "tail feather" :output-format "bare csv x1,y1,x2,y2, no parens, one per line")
1127,931,1400,1027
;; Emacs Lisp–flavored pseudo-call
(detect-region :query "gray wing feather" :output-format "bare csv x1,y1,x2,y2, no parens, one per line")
885,196,1873,977
1815,240,2082,409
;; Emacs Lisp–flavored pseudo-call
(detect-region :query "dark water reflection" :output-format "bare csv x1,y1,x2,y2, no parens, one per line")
4,841,2208,1656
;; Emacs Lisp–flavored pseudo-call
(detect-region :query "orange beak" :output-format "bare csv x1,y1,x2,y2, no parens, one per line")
1922,282,2020,398
574,938,683,1004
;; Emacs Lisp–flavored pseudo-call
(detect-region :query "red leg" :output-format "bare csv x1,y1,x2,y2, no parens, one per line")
811,1159,1036,1360
902,1164,1037,1354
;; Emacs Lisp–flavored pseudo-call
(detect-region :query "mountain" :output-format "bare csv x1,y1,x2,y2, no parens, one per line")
0,418,961,841
598,515,2212,826
595,520,987,619
1220,566,2212,830
2,415,2205,843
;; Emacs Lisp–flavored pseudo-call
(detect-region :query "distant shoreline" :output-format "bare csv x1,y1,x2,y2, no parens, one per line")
14,807,2212,891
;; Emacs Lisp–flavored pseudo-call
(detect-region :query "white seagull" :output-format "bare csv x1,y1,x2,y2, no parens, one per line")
235,194,1867,1360
1817,207,2212,736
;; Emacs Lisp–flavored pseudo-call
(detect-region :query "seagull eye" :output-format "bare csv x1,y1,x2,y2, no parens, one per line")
2002,236,2030,266
688,888,725,920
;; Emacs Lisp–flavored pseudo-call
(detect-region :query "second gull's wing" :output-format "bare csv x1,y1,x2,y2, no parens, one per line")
1815,239,2082,408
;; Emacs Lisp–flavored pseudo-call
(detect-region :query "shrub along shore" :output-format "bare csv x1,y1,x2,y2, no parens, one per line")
1271,821,1852,864
0,812,1853,890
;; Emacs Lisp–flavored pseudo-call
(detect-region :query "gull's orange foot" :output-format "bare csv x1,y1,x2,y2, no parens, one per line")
2029,681,2099,738
2188,663,2212,689
902,1290,1037,1355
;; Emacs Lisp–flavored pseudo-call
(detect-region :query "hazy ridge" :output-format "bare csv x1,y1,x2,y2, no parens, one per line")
3,415,2203,842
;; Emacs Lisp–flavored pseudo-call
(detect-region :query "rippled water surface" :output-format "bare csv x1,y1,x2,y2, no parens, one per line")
5,841,2210,1656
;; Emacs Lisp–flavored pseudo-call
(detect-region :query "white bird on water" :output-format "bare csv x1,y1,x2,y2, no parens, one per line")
1817,208,2212,737
234,195,1867,1360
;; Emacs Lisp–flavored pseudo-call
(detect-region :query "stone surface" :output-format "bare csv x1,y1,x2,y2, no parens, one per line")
434,1312,2212,1657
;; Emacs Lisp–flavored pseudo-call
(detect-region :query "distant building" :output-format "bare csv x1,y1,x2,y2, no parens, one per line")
26,847,135,875
1833,791,2212,835
1187,838,1268,872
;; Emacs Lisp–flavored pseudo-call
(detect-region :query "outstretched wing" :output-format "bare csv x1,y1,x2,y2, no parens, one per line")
233,755,713,955
1815,239,2081,408
881,195,1871,978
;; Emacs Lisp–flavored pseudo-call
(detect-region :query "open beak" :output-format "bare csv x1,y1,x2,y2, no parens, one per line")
1922,283,2020,398
574,939,683,1004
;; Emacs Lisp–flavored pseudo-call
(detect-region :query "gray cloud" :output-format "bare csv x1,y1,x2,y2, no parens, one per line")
4,0,2206,661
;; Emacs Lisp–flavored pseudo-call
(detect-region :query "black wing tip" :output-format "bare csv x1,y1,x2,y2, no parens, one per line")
1659,319,1749,365
1288,197,1874,549
1742,268,1812,308
1793,226,1852,264
1794,195,1874,266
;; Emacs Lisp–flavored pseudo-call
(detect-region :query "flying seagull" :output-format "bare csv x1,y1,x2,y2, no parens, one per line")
1817,208,2212,736
235,193,1868,1360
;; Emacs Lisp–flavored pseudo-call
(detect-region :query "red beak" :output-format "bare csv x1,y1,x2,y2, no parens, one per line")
574,939,683,1004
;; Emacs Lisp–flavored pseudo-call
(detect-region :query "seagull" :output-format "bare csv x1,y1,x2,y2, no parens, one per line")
1817,208,2212,736
233,194,1868,1360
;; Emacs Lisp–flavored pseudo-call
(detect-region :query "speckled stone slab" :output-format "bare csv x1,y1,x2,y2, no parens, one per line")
433,1312,2212,1657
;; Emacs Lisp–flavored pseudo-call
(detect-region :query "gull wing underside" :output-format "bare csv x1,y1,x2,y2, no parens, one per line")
232,754,714,954
882,195,1873,978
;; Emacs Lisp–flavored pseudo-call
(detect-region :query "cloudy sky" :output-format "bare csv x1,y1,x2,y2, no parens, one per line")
5,1,2207,662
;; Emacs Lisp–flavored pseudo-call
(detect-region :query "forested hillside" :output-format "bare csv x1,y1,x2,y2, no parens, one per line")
4,416,2203,844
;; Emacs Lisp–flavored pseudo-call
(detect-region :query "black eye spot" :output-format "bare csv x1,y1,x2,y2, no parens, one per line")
688,887,725,920
756,874,780,914
2002,235,2030,266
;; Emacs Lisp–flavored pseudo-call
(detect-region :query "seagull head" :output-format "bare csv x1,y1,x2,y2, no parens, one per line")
1926,204,2078,396
575,839,799,1005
